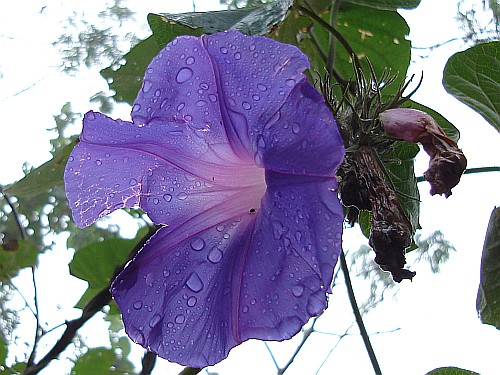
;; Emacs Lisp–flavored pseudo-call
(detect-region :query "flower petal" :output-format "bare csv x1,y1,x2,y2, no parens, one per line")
65,111,266,227
258,79,344,176
201,30,310,160
111,172,343,367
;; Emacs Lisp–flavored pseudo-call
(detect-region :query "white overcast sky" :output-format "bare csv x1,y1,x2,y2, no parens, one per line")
1,0,500,374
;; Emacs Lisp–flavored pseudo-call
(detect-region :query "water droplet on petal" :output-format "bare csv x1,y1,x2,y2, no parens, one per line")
186,56,195,65
176,67,193,83
257,135,266,149
175,314,185,324
129,178,138,185
132,104,141,112
285,79,296,87
133,301,143,310
292,284,304,297
150,314,162,328
220,47,228,54
234,52,241,60
208,247,223,264
187,296,197,307
196,100,207,107
257,83,267,91
95,160,102,166
177,192,188,200
163,194,172,202
200,82,209,90
242,305,249,313
177,102,185,111
87,112,96,121
208,94,217,103
190,238,205,251
306,290,325,315
242,101,251,110
186,272,204,292
292,122,300,134
142,79,153,93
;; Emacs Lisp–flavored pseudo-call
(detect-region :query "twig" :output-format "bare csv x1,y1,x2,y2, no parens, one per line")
340,250,382,375
277,318,318,375
314,323,354,375
178,367,202,375
22,226,158,375
326,0,342,76
27,267,41,367
264,342,280,371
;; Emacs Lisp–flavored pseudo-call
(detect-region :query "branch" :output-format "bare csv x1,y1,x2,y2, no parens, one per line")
26,267,41,367
23,226,158,375
141,351,157,375
178,367,202,375
278,318,318,375
340,250,382,375
0,184,27,240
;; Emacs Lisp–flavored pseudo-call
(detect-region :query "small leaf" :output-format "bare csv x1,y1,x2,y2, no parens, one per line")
343,0,421,10
100,36,161,105
477,206,500,329
0,239,39,282
443,41,500,132
70,228,148,308
71,348,115,375
425,367,480,375
5,139,77,198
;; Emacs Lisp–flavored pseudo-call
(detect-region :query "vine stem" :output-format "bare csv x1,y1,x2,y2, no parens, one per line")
340,250,382,375
416,166,500,182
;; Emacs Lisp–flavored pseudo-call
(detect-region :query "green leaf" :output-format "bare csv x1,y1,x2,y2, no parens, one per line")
69,229,147,308
425,367,480,375
0,239,39,282
4,139,77,198
71,348,115,375
343,0,421,10
101,36,161,105
443,41,500,132
477,207,500,330
405,100,461,142
147,13,204,50
385,141,420,233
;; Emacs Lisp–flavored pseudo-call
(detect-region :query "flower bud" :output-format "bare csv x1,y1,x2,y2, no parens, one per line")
380,108,467,198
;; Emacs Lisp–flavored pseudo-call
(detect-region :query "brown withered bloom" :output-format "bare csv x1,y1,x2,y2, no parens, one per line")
380,108,467,197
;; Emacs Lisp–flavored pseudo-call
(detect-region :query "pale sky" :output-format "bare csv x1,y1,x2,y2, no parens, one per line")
1,0,499,374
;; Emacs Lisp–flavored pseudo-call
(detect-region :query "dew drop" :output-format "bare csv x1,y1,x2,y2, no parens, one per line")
177,102,185,111
190,238,205,251
292,284,304,297
142,79,153,93
95,160,102,166
133,301,143,310
187,296,197,307
186,56,195,65
257,135,266,149
234,52,241,60
242,101,251,110
87,112,96,121
177,192,188,200
227,97,236,106
250,298,256,305
220,47,228,54
242,305,249,313
176,67,193,83
216,225,224,232
200,82,209,90
163,269,171,278
186,272,204,292
306,291,325,315
292,122,300,134
196,100,207,107
285,79,296,87
153,198,160,205
175,314,185,324
257,83,267,91
163,194,172,202
208,247,223,264
68,156,74,162
252,94,260,101
129,178,138,185
208,94,217,102
132,104,141,112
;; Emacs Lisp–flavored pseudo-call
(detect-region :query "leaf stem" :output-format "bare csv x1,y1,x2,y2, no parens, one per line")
340,250,382,375
416,166,500,182
326,0,342,76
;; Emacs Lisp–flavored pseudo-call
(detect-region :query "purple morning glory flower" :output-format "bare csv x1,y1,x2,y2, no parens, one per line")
64,30,345,367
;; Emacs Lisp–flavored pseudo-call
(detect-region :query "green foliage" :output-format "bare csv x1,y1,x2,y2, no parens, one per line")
477,207,500,330
71,347,115,374
70,229,147,309
443,41,500,133
425,367,480,375
343,0,420,9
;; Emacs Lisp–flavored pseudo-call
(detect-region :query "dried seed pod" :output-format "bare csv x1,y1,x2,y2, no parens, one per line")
356,146,416,282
